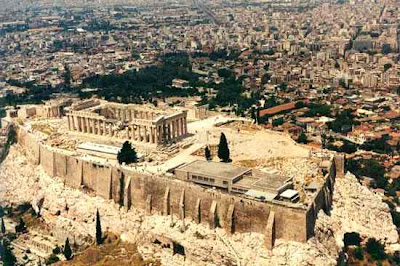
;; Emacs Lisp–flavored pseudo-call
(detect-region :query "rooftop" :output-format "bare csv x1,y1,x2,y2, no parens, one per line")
77,142,121,155
176,160,250,181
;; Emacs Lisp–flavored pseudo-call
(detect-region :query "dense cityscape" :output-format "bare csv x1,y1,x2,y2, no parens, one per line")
0,0,400,265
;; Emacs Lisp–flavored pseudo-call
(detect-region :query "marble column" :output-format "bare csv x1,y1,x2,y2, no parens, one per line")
86,118,90,133
87,117,91,133
176,119,179,137
91,119,95,134
167,123,172,141
175,119,179,138
183,117,187,135
70,115,74,130
109,124,113,137
154,127,158,144
81,117,86,133
98,119,102,135
175,119,179,137
157,126,162,143
75,116,79,131
67,115,71,130
70,115,75,130
131,126,135,140
172,120,176,138
78,117,83,132
145,126,149,142
150,127,154,144
103,121,107,136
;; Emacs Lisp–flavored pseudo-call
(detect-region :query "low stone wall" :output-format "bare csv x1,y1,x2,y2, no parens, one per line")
15,126,336,246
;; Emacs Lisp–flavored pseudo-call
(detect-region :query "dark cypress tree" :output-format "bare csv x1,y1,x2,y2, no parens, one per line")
63,238,72,260
1,218,5,234
218,133,230,162
205,146,211,161
96,209,102,245
117,141,138,164
0,239,16,266
63,64,71,88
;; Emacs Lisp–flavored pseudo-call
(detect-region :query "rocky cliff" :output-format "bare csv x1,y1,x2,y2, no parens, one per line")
0,146,398,265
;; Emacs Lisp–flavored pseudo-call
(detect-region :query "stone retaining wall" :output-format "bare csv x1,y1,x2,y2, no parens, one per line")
16,126,338,247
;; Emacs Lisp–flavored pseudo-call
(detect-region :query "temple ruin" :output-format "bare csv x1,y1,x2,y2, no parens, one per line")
65,100,188,145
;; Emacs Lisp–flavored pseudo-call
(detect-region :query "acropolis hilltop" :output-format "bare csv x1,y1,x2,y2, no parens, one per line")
1,0,400,264
1,97,343,251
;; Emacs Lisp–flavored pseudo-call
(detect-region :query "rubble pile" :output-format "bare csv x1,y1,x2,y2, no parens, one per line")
259,157,323,205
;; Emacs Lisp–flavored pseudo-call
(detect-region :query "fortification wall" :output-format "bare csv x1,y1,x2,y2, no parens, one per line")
17,128,40,164
15,127,336,245
306,159,336,238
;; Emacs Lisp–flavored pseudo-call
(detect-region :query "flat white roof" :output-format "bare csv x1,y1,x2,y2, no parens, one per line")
280,189,299,199
78,142,121,155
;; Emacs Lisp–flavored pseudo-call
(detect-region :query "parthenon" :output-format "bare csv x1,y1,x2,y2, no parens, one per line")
65,100,188,145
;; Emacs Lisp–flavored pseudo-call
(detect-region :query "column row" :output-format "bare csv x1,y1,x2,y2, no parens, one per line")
125,125,158,144
67,115,113,137
67,114,188,145
161,116,188,143
113,108,155,122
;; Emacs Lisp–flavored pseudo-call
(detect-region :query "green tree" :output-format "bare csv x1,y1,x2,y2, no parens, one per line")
205,146,211,161
117,141,138,164
1,218,5,234
341,140,357,154
295,101,305,109
45,253,59,264
218,133,230,162
261,73,270,84
297,132,308,144
217,68,233,78
63,64,71,88
63,238,72,260
303,103,331,117
344,232,361,247
366,238,386,260
15,218,26,233
272,117,284,127
328,110,358,134
0,239,17,266
96,209,102,245
353,246,364,260
361,135,392,154
382,44,392,54
384,63,392,72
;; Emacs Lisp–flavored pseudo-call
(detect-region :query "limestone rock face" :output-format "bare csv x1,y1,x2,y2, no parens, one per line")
0,146,398,265
329,172,398,249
